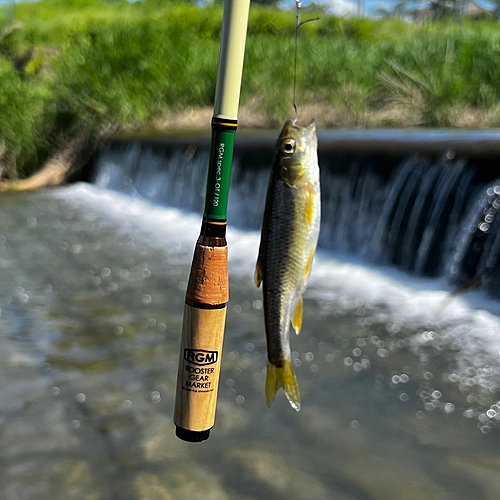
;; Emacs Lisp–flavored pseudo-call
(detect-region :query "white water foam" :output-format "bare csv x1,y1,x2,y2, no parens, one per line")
54,183,500,393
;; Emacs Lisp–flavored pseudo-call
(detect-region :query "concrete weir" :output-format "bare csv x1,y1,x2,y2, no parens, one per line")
111,128,500,157
93,128,500,295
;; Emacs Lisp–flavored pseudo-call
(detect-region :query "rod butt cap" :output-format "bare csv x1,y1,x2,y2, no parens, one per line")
175,425,211,443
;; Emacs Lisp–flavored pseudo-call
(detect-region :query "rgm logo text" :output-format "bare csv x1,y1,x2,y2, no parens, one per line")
184,348,218,366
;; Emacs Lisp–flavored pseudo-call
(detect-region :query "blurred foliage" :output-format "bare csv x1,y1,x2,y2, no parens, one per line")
2,0,500,176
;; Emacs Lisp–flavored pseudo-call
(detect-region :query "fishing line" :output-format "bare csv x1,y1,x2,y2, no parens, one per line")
293,1,319,122
293,1,300,121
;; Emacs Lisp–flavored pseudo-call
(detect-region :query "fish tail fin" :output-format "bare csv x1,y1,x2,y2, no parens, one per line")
265,359,300,411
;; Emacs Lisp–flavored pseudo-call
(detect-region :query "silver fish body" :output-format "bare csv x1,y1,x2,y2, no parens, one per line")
255,119,321,410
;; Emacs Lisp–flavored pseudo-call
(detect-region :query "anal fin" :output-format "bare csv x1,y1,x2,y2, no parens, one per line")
292,296,303,335
304,251,314,281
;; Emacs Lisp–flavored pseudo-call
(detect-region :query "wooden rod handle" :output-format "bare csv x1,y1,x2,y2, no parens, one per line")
174,242,228,442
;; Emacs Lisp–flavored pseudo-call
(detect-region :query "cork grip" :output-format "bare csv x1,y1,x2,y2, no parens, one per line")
186,243,229,305
174,241,228,441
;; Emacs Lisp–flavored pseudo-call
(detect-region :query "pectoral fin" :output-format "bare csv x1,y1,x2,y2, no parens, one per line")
305,184,316,226
292,296,303,335
255,256,263,288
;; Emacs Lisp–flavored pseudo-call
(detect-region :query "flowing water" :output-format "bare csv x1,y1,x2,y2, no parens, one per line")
2,135,500,499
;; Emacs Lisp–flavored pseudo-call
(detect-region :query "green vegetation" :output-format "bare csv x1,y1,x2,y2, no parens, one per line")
2,0,500,178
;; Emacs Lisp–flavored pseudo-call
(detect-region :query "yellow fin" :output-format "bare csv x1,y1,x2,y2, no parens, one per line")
304,251,314,281
265,359,300,411
255,256,263,288
292,296,303,335
305,185,315,225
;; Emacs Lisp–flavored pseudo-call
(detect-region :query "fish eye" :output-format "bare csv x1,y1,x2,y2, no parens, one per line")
281,138,296,155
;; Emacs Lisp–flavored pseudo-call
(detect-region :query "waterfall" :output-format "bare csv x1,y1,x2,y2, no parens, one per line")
448,182,500,297
93,137,500,295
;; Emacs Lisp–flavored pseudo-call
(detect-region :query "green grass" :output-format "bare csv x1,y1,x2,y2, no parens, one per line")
3,0,500,177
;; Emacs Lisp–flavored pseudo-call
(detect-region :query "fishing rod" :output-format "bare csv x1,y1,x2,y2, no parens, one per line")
174,0,251,443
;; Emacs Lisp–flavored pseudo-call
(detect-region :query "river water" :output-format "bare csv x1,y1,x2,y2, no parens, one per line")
2,149,500,498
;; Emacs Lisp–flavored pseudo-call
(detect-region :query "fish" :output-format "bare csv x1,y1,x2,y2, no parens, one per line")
255,118,321,411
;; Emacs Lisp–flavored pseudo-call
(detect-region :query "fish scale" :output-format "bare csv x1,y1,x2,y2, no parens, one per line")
263,173,307,362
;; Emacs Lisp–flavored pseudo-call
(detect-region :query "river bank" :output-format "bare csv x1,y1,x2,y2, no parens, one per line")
5,101,500,192
123,103,500,135
4,0,500,182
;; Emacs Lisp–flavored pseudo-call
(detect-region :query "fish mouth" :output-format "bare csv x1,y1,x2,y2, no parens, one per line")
280,118,316,137
280,119,297,137
306,119,316,133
